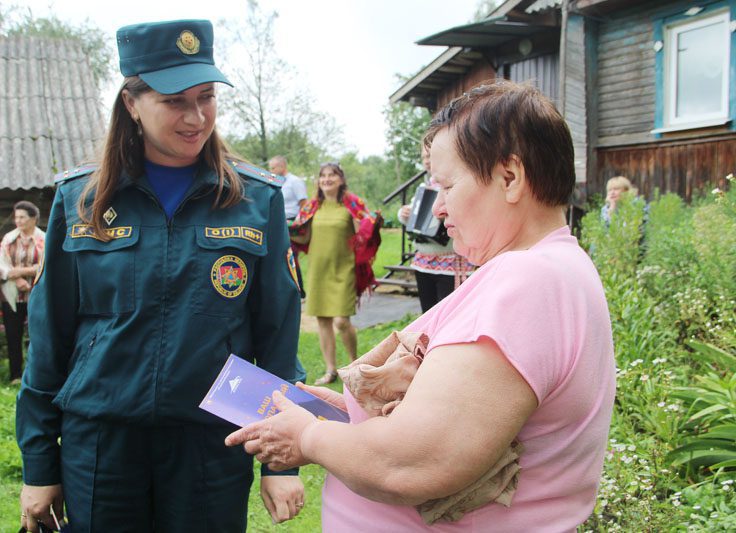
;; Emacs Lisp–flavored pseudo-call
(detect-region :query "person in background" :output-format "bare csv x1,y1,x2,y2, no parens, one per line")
397,145,474,312
601,175,637,224
0,201,45,385
227,81,616,531
290,162,381,386
16,19,304,533
270,155,308,297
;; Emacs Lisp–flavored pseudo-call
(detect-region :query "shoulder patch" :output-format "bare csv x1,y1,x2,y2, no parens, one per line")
229,160,284,188
54,164,97,184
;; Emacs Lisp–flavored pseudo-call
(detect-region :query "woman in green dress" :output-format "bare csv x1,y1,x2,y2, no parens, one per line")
290,163,381,385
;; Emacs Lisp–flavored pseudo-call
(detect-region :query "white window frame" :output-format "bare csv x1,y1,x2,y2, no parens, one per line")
664,9,731,129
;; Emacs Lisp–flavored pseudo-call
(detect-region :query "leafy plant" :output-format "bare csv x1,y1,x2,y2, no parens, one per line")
669,342,736,476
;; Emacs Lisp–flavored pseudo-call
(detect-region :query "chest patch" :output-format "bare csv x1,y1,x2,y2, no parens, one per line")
211,255,248,298
204,226,263,246
71,224,132,240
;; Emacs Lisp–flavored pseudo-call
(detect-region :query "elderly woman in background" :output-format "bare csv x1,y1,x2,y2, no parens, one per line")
601,175,637,224
0,201,45,385
290,163,381,386
228,81,616,531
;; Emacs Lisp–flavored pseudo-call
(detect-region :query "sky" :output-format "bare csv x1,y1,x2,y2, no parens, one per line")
17,0,485,157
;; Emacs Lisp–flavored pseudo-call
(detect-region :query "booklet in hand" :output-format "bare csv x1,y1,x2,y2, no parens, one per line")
200,354,350,425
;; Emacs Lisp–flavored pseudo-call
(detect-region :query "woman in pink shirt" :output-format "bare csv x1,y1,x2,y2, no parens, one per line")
227,81,616,532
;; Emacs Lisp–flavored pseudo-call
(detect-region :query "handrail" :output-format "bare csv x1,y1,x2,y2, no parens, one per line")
382,169,427,205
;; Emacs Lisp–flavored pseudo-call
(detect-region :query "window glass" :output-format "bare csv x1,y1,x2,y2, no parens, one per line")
675,19,725,118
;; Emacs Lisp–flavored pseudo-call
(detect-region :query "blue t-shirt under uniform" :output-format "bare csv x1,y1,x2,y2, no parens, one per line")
144,160,197,220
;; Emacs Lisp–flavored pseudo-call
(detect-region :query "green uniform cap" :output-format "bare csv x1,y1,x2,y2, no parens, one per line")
116,19,232,94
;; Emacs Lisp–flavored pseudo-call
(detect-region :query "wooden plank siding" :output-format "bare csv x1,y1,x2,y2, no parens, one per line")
595,137,736,200
595,8,656,144
562,14,588,182
436,60,496,110
590,0,735,201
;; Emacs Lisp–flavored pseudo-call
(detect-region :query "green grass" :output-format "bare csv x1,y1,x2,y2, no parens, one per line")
0,315,417,533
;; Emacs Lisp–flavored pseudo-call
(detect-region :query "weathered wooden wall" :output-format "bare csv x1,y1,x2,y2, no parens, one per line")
436,59,496,110
596,8,656,147
595,136,736,200
561,13,588,183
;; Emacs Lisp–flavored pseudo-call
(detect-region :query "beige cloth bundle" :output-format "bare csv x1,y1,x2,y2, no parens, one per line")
337,331,523,525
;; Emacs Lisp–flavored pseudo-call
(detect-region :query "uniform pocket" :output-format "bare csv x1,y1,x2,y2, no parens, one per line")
193,226,267,317
62,225,139,315
55,325,99,409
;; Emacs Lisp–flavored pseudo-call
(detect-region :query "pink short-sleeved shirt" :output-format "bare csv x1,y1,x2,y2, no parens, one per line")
321,226,616,532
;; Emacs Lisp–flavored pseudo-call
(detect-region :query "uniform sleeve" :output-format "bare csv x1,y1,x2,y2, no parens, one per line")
248,187,306,477
16,187,78,485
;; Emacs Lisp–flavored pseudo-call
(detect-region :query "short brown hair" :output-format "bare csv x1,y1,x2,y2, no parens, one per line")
424,81,575,206
14,200,39,219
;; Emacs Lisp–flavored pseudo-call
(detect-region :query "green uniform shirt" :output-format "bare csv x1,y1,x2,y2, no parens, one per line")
16,162,305,485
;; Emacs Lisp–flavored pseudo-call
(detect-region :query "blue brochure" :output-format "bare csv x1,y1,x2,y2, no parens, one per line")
199,354,350,425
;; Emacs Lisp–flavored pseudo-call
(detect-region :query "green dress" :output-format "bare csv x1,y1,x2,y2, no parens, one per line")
305,199,356,317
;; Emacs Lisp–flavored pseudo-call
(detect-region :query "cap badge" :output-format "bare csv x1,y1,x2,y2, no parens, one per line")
103,207,118,225
176,30,200,55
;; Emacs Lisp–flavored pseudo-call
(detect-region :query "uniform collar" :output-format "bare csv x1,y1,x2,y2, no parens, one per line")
118,160,223,193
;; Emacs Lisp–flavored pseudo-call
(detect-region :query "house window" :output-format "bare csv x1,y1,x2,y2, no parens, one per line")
664,9,730,127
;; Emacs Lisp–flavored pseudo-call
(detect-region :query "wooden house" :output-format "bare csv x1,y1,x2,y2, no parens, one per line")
0,36,105,234
390,0,736,203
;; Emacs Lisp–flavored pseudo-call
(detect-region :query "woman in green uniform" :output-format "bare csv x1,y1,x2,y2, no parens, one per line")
291,163,381,386
16,19,305,532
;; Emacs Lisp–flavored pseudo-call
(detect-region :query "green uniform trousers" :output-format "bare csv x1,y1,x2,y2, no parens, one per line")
61,414,253,532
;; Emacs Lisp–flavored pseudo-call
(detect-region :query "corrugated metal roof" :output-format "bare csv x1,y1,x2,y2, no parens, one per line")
0,36,106,190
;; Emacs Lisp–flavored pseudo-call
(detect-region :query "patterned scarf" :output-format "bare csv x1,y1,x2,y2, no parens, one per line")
289,192,382,298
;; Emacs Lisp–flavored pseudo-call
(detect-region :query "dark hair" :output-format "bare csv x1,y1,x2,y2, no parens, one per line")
317,162,347,204
77,76,244,241
14,201,39,219
424,81,575,207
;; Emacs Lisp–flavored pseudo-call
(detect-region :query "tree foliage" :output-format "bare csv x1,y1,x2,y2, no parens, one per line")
472,0,503,21
383,100,430,185
0,4,114,87
218,0,342,165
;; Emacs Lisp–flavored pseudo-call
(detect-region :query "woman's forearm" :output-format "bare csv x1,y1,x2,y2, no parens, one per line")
300,417,438,505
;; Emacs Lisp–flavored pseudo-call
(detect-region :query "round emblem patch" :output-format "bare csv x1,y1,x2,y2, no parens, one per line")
176,30,200,55
211,255,247,298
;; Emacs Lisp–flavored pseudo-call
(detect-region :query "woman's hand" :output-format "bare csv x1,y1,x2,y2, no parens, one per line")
225,391,317,471
15,277,31,292
399,205,411,222
20,484,63,533
290,223,311,245
296,381,346,411
260,475,305,524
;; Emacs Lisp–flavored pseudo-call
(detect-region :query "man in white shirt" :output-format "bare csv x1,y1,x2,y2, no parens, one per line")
269,155,308,220
269,155,308,297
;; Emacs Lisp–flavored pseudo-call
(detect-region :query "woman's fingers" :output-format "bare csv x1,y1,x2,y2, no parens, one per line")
296,382,346,410
224,422,261,447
